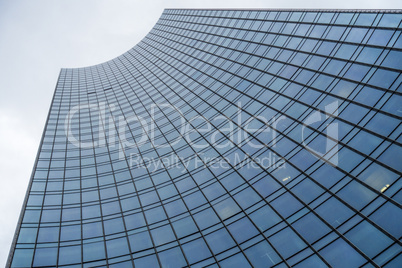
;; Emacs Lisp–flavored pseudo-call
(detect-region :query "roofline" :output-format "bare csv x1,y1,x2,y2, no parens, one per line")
164,8,402,13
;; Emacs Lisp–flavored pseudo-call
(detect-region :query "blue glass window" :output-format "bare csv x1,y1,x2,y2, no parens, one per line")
356,46,382,64
129,230,153,252
234,187,261,209
124,212,146,230
104,217,125,235
368,29,394,46
269,227,306,259
37,226,59,243
62,207,80,221
365,111,399,137
345,221,392,258
381,93,402,117
337,180,377,210
291,178,324,204
252,176,281,197
101,201,121,216
294,254,329,267
378,14,402,27
245,240,281,266
220,253,252,268
355,13,376,26
172,216,198,238
134,254,159,268
151,224,176,246
120,196,140,212
83,241,106,262
83,221,103,238
193,207,220,229
60,224,81,241
58,245,81,265
369,202,402,238
213,198,241,220
182,238,212,264
292,213,330,243
145,206,167,224
33,247,58,267
319,238,366,267
158,247,187,267
11,249,34,267
106,237,130,258
315,197,354,227
17,227,38,244
228,217,259,244
368,69,399,89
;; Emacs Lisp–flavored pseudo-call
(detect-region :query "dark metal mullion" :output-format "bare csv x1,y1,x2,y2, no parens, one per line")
126,65,286,266
126,52,286,268
116,58,227,267
96,107,163,267
146,28,402,155
79,69,89,266
67,69,84,267
153,24,402,120
104,61,194,268
133,43,358,267
140,36,402,210
135,35,398,260
164,9,402,31
154,18,402,109
137,43,386,268
142,32,402,246
144,28,402,175
131,45,335,267
55,71,74,267
141,30,402,207
141,35,402,214
97,64,137,267
125,39,276,266
87,67,110,265
159,14,402,61
51,90,71,256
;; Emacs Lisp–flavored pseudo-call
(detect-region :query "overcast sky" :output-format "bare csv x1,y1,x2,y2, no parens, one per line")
0,0,400,266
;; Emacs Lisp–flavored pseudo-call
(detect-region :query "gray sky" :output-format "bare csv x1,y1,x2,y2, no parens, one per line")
0,0,400,265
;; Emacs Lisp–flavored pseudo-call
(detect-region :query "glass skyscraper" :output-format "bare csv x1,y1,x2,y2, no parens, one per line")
8,9,402,268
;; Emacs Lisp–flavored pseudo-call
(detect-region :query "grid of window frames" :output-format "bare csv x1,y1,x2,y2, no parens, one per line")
9,9,402,268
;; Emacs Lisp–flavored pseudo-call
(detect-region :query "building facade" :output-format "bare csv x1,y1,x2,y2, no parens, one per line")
8,9,402,267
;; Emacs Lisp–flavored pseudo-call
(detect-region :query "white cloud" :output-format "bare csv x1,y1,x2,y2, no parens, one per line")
0,111,39,265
